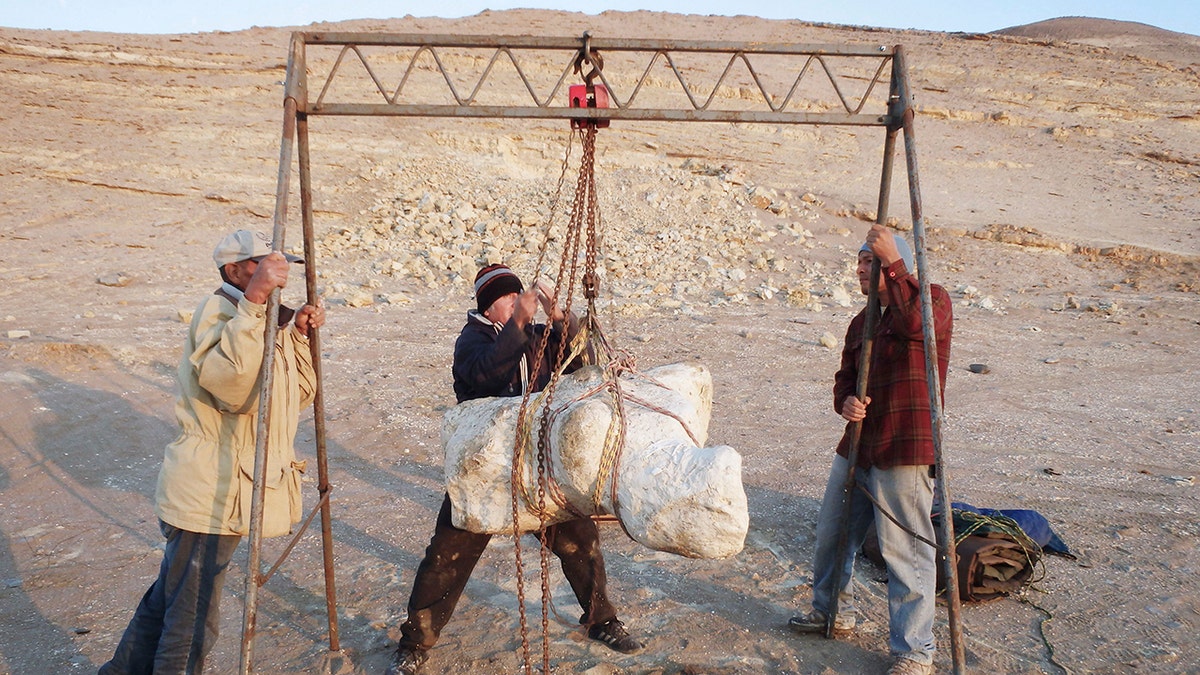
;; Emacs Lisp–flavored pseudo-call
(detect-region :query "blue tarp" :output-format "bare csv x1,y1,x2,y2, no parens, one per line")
952,501,1072,557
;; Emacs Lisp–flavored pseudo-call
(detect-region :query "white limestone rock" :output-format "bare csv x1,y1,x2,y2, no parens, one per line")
442,362,747,559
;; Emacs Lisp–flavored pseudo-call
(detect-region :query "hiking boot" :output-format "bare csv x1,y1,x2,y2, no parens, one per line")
588,618,643,654
886,656,933,675
384,645,427,675
787,608,855,634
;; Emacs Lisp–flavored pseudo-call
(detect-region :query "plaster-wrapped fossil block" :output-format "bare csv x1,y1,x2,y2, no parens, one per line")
443,362,747,559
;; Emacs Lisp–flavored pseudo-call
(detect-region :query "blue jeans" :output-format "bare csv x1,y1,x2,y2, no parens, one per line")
99,521,241,674
809,454,936,665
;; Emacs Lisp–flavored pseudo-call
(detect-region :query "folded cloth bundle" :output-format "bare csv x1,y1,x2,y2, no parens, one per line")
939,509,1042,602
951,534,1037,602
862,507,1044,603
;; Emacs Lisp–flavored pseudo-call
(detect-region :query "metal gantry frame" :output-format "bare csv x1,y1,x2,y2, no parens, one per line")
243,31,966,674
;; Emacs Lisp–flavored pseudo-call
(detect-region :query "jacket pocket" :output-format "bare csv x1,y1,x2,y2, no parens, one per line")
234,458,305,538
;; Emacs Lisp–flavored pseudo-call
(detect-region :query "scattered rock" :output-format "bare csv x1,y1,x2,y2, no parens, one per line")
0,372,38,385
830,285,852,307
313,155,875,316
6,330,31,339
344,290,375,308
818,332,838,349
968,363,990,374
378,292,412,305
97,273,132,287
975,296,999,312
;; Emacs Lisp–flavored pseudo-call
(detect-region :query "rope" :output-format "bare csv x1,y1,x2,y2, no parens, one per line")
853,486,1047,606
508,124,579,675
512,340,703,525
851,482,1046,582
531,129,575,283
1018,592,1071,675
852,482,940,551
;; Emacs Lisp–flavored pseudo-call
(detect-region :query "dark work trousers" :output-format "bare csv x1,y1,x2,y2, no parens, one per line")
99,521,241,674
399,493,617,651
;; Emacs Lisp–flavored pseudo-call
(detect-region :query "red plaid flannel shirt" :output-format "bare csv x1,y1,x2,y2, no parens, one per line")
834,260,952,468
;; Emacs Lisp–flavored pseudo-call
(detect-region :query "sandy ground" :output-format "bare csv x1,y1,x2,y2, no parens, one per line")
1,10,1198,675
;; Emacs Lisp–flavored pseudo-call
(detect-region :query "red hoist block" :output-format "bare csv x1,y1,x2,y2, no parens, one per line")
569,83,610,129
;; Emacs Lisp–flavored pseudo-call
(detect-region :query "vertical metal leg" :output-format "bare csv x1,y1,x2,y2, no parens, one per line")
240,42,302,675
892,44,966,674
298,100,341,653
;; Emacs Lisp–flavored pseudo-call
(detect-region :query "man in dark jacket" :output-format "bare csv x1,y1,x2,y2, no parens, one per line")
386,264,642,675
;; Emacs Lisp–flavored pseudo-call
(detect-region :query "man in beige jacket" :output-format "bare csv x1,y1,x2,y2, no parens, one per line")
100,230,325,674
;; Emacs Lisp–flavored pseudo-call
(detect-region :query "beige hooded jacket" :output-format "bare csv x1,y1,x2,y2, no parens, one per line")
155,289,316,537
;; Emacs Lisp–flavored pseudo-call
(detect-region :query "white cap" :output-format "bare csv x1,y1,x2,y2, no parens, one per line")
212,230,303,267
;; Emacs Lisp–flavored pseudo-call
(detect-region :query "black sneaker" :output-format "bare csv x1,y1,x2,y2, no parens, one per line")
588,618,643,654
385,646,428,675
788,609,855,634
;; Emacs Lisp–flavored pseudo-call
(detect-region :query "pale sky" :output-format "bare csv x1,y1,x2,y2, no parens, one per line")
2,0,1196,37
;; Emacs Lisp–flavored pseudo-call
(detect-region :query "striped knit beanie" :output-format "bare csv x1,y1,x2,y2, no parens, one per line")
473,264,524,313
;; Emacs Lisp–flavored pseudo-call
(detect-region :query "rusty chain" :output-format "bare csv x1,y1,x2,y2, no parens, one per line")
509,121,599,673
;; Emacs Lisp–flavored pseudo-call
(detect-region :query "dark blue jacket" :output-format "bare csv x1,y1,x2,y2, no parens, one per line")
451,310,580,403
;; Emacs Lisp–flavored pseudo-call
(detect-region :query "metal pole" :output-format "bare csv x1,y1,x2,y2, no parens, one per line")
823,265,880,639
823,73,899,639
294,34,342,652
892,44,966,673
240,43,301,675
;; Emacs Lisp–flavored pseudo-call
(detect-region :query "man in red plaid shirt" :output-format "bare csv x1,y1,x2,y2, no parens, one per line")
790,223,952,675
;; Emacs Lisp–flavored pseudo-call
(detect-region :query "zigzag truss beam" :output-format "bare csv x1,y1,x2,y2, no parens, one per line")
290,32,899,126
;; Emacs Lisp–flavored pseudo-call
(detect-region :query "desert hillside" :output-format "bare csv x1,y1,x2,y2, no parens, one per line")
995,16,1200,63
0,10,1198,675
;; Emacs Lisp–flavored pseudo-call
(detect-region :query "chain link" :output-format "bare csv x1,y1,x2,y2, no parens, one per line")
510,121,606,674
